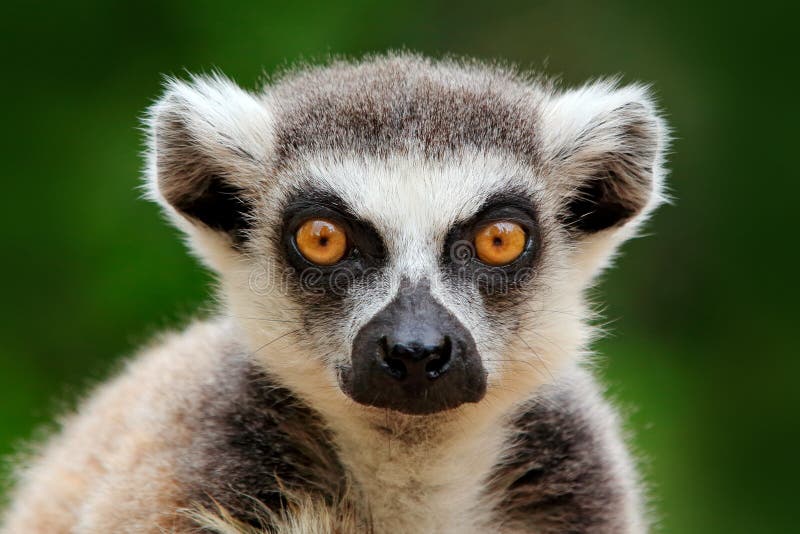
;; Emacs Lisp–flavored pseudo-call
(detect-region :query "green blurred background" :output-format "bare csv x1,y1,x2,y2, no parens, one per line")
1,1,797,532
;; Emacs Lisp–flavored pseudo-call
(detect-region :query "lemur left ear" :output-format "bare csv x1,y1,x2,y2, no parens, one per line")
145,74,272,248
540,81,668,235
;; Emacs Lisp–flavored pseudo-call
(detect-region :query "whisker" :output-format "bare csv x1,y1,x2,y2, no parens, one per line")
250,328,304,357
514,333,555,381
218,313,299,324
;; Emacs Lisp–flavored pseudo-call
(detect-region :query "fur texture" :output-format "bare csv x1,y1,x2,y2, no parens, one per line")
1,52,668,533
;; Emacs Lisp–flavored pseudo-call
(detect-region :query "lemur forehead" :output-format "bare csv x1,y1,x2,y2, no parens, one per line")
266,55,545,167
281,150,541,246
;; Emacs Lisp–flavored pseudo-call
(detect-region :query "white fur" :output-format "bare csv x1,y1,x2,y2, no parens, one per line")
2,58,667,533
145,74,665,533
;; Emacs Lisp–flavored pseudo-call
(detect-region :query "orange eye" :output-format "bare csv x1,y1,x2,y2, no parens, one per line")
474,221,527,266
295,219,348,266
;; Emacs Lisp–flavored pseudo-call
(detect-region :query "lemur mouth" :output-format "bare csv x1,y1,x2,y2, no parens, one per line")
341,281,487,415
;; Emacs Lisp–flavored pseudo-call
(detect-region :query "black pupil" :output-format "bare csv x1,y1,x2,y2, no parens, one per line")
319,236,329,246
493,236,503,246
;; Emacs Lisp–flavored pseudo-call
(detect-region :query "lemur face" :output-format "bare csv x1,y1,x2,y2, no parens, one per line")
147,55,666,417
263,153,551,414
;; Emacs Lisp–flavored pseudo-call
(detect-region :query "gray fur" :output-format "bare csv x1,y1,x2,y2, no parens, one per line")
1,52,668,534
491,377,640,533
270,55,544,165
177,348,348,527
176,341,640,533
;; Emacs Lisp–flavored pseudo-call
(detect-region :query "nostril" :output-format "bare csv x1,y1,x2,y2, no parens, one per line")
378,336,407,380
377,336,454,381
425,336,452,379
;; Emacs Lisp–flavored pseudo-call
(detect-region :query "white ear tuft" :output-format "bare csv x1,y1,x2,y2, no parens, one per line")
540,80,670,279
144,74,273,240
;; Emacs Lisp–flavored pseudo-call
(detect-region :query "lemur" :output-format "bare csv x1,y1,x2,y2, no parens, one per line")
1,53,668,533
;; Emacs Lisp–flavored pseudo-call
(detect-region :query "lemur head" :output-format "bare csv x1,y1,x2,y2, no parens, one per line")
146,54,667,419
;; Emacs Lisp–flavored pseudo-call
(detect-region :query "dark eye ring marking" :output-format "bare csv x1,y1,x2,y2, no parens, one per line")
280,189,387,273
442,191,542,293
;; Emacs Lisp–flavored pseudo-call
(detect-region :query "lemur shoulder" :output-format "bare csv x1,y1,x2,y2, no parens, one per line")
1,53,669,534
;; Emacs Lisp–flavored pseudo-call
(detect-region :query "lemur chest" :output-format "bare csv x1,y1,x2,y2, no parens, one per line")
183,361,510,532
335,427,507,534
352,471,494,533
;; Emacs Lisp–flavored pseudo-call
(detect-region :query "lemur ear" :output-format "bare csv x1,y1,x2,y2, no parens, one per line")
145,74,272,245
540,81,668,235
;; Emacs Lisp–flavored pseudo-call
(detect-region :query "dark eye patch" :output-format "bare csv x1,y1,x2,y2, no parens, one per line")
280,188,387,277
441,191,542,295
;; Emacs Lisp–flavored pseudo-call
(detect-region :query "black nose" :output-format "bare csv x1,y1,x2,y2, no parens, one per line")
379,336,452,382
343,280,487,415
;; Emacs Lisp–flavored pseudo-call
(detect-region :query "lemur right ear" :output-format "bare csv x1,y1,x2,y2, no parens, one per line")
540,81,668,235
539,81,669,281
145,75,272,245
